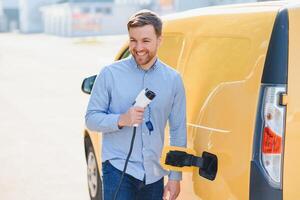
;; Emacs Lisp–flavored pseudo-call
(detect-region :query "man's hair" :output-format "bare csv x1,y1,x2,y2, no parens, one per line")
127,10,162,37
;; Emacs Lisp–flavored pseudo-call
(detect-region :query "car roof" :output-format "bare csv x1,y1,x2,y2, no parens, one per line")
162,1,299,21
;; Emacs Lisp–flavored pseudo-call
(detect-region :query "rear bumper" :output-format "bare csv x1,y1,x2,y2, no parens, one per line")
250,161,282,200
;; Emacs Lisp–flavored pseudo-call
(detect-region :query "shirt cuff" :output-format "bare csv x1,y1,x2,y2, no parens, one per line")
168,170,182,181
110,114,122,132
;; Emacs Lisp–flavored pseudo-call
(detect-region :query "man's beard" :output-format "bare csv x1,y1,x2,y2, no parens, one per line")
133,51,155,67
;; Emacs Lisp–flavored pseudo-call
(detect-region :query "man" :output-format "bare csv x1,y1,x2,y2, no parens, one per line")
85,10,186,200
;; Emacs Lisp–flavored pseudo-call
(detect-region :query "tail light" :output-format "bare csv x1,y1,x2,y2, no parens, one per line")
250,8,288,199
260,86,286,189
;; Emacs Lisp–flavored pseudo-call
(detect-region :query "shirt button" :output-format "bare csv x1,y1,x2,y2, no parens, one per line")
143,148,145,151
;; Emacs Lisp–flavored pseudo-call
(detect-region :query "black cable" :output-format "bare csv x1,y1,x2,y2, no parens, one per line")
113,127,137,200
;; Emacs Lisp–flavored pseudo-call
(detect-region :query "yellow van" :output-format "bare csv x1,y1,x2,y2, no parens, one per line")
81,1,300,199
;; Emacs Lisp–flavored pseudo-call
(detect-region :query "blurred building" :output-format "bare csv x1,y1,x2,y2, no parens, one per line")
40,0,154,37
19,0,61,33
0,0,19,32
0,1,4,31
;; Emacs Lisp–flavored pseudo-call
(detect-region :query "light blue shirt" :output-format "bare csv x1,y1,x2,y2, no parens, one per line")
85,56,187,184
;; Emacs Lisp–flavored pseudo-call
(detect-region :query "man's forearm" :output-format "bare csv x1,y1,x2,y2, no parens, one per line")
85,111,121,133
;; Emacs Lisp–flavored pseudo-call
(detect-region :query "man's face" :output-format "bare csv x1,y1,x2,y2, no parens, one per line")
128,25,161,68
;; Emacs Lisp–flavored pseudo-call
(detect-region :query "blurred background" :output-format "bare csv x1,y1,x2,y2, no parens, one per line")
0,0,275,200
0,0,272,36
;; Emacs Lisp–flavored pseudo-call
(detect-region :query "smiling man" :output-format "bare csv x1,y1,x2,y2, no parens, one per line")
85,10,187,200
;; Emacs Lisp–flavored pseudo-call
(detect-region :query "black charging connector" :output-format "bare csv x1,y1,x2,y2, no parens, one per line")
165,150,203,168
165,150,218,181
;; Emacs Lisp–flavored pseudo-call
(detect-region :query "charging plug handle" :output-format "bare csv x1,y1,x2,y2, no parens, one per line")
165,150,203,168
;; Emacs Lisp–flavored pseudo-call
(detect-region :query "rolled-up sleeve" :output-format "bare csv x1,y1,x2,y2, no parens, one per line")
85,67,120,133
168,74,187,181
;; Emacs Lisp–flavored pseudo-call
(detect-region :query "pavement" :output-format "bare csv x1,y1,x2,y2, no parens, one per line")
0,33,127,200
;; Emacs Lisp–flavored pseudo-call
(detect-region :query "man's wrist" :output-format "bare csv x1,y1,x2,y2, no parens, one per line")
168,170,182,181
117,114,126,128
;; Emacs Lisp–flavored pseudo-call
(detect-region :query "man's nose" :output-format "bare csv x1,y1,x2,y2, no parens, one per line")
135,42,144,51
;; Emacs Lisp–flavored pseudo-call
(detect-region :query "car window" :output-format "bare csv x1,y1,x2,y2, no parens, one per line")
120,48,131,60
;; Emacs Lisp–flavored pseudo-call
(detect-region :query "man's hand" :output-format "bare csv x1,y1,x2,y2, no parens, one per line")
163,180,180,200
118,107,144,127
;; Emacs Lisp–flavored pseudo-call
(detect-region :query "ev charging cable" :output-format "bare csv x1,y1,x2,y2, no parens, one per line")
113,88,156,200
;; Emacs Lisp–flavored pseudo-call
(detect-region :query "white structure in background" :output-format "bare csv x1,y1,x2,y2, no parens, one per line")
40,0,153,37
19,0,60,33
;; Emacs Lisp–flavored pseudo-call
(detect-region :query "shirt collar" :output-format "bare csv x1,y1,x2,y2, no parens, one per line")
129,55,159,72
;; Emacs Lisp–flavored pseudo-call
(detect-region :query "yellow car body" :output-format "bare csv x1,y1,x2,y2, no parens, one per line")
83,1,300,199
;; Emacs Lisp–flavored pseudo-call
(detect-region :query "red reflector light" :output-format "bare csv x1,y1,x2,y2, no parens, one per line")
262,127,282,154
